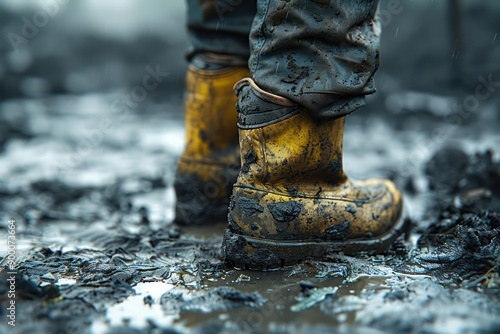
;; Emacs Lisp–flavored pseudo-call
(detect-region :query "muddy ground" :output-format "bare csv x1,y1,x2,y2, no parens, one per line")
1,1,500,333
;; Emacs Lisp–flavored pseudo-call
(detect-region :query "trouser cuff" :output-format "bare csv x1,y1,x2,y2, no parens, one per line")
234,78,302,129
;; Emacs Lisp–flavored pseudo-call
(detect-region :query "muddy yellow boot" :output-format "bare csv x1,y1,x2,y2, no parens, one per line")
222,78,408,269
174,55,251,225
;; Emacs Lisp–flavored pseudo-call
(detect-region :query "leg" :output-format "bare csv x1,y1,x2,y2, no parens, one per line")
249,0,381,118
223,0,408,268
174,0,256,225
186,0,256,61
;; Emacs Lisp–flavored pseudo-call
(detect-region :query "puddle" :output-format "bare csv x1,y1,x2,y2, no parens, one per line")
92,281,179,332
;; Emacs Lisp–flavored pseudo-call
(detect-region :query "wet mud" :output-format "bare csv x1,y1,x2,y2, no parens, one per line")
1,96,499,333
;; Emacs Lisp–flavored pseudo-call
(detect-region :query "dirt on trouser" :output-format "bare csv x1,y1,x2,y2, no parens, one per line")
0,92,499,334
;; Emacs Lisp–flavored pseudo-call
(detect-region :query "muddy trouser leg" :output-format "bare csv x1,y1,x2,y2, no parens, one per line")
186,0,257,66
249,0,381,119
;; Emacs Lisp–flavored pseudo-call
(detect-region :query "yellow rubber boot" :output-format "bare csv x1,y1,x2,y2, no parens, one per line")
222,78,408,269
174,63,251,225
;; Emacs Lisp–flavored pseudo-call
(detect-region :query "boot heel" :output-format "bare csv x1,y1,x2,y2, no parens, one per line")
223,204,410,270
222,229,288,270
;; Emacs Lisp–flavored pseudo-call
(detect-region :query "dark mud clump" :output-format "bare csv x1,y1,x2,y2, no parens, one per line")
394,147,500,291
267,201,303,222
241,149,257,173
396,211,499,290
237,196,264,216
345,204,357,214
425,147,500,216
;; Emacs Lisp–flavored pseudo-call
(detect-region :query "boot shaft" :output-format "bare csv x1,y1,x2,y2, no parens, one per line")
183,65,250,161
174,64,250,224
235,79,347,191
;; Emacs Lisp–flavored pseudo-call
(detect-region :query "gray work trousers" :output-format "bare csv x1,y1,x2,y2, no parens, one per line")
187,0,381,118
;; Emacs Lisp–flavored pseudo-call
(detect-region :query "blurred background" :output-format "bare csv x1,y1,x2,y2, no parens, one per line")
1,0,499,100
0,0,187,99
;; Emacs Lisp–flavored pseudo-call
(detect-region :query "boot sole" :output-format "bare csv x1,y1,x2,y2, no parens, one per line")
222,208,410,270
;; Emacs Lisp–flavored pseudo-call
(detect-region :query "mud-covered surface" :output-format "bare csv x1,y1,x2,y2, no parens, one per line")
1,1,500,333
1,98,499,334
